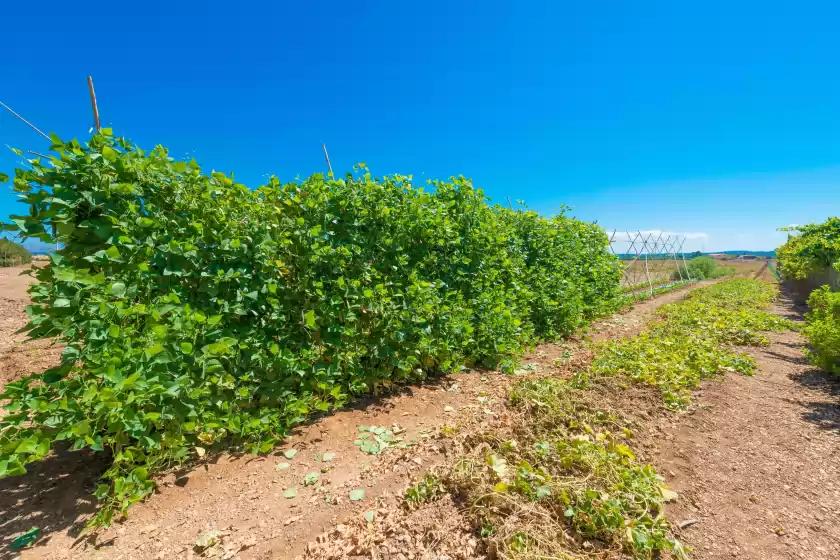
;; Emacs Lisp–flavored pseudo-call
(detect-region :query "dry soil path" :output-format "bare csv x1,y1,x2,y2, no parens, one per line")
657,292,840,559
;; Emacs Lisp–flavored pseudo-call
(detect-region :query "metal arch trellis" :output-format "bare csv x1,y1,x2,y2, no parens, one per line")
608,230,694,297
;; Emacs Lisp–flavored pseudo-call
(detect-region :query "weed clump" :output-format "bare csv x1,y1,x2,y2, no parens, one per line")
433,379,685,559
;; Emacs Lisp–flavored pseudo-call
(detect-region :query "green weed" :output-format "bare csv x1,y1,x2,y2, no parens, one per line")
443,378,684,559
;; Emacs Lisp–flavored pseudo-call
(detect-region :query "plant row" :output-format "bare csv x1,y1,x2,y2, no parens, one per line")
576,279,793,408
777,218,840,279
0,237,32,267
0,132,623,526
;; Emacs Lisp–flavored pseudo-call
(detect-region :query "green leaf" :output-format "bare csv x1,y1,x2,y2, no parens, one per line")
275,462,291,471
101,146,118,162
105,245,121,260
322,452,336,462
303,472,319,486
207,314,223,326
349,488,366,501
283,449,297,459
363,511,375,523
53,298,71,308
180,342,193,354
145,344,164,358
11,527,39,549
108,324,120,338
110,282,126,297
284,487,297,499
304,310,316,329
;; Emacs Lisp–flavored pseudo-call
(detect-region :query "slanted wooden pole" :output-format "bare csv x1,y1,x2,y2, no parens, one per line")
87,76,101,132
322,143,333,176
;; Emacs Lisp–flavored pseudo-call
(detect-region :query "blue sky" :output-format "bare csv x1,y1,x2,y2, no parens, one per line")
1,1,838,252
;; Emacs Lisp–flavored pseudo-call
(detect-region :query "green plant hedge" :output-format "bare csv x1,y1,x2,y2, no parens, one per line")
776,218,840,279
0,131,622,525
0,237,32,267
802,285,840,374
670,256,734,280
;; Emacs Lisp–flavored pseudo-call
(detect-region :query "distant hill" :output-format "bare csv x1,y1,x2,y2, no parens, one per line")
615,250,776,259
703,250,776,257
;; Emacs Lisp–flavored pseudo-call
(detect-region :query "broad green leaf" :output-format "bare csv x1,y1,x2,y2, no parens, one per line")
145,344,164,358
303,472,319,486
101,146,118,162
283,449,297,459
11,527,39,549
349,488,365,501
304,310,316,329
283,487,297,499
110,282,126,297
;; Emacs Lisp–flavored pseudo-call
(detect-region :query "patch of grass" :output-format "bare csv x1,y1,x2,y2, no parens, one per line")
440,379,684,559
404,473,445,506
576,279,794,408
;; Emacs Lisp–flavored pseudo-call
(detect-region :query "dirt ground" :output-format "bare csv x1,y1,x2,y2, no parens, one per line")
0,265,61,389
657,291,840,559
1,272,837,560
0,271,709,560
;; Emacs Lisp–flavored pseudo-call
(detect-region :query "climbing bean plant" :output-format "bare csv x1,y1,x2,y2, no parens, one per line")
0,131,622,526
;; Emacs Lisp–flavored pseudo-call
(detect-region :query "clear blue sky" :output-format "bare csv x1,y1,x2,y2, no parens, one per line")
2,1,839,252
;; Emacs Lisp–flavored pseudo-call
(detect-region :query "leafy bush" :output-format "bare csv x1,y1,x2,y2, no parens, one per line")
777,218,840,279
672,256,734,281
576,279,793,408
803,285,840,374
0,132,622,526
0,237,32,267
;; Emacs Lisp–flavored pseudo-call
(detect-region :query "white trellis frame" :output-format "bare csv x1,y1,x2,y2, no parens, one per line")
608,231,694,297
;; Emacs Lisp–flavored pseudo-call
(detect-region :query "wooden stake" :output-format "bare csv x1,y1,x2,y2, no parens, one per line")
87,76,101,132
506,196,514,210
321,143,333,176
0,101,50,141
28,150,51,159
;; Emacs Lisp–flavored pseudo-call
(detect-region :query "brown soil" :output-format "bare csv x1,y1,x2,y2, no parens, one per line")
656,292,840,559
0,265,62,389
0,275,710,560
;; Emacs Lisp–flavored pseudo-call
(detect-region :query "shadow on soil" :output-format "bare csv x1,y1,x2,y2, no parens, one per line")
0,443,110,559
791,368,840,434
0,375,455,558
777,284,840,435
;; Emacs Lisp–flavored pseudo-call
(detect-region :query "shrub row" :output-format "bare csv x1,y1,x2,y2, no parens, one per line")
670,255,734,281
0,132,622,525
802,286,840,374
0,237,32,267
776,218,840,279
